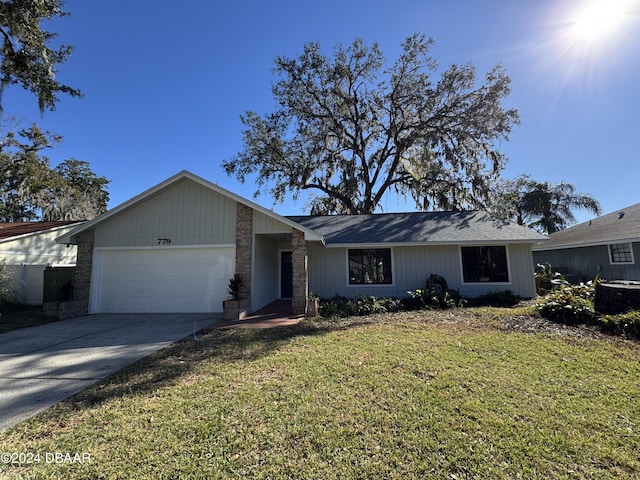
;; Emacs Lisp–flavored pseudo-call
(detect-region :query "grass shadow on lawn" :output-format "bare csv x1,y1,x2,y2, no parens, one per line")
4,310,640,479
51,316,373,418
18,305,635,432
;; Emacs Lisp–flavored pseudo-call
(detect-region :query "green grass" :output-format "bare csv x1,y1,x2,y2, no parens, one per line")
1,311,639,479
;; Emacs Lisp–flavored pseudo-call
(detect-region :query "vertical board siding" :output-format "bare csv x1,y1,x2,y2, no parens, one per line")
253,210,292,234
533,242,640,282
94,179,237,247
307,243,346,298
308,243,537,299
308,244,465,298
508,243,537,298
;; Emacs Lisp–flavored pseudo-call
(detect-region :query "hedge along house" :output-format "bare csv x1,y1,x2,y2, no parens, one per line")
56,171,545,318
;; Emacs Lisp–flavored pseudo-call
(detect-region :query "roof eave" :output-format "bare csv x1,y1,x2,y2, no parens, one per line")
533,236,640,251
325,239,547,248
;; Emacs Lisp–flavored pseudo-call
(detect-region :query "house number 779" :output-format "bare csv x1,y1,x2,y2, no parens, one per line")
157,238,172,245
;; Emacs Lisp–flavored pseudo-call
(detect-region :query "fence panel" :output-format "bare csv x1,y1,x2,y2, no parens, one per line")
43,266,75,303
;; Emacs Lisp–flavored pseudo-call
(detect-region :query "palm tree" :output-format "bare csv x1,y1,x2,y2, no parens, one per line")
492,175,601,234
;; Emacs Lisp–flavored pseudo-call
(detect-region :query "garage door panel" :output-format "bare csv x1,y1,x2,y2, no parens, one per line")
92,247,234,313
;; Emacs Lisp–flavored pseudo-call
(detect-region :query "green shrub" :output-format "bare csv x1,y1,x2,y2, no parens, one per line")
468,290,521,307
349,295,400,316
0,259,14,305
402,289,428,310
226,273,244,300
320,291,458,318
319,295,347,317
403,288,465,310
320,294,393,317
600,311,640,339
536,281,597,325
534,262,566,295
435,290,466,309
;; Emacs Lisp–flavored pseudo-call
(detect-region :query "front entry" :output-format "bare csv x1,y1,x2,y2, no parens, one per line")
280,251,293,298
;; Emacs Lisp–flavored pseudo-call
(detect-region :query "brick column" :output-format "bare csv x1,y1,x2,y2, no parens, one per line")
235,203,252,301
291,228,308,314
61,229,94,319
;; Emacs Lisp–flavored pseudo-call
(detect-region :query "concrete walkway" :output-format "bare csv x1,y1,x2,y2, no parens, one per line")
0,313,216,431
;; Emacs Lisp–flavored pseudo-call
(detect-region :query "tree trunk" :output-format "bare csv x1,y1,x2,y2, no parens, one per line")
594,281,640,315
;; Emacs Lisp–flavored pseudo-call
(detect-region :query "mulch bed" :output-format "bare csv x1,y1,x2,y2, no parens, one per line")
340,306,631,344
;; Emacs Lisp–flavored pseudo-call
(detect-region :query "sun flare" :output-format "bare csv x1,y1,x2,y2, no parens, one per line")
571,0,631,42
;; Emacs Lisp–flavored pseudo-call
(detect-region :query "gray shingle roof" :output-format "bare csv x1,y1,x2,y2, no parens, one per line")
533,202,640,251
288,211,546,245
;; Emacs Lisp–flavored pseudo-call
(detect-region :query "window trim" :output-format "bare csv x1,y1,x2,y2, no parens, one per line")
608,242,635,265
459,245,512,285
346,247,395,287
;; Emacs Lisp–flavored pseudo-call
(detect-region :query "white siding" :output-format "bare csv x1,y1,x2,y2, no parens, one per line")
252,236,281,311
308,243,537,299
94,178,237,247
0,225,78,304
0,227,77,265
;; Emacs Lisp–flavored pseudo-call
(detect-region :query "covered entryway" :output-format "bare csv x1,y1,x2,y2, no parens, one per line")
90,246,234,313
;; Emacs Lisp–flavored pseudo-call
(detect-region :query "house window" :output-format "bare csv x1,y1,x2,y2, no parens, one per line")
461,246,509,283
348,249,392,285
609,243,634,264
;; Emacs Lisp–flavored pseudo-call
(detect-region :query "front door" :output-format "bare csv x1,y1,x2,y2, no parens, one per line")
280,251,293,298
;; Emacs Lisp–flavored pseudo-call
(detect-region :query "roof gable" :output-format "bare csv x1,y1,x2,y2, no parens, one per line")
288,211,546,246
534,202,640,251
56,171,323,244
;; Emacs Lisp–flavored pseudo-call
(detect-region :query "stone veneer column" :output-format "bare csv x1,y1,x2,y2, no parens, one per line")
235,203,253,301
291,228,308,315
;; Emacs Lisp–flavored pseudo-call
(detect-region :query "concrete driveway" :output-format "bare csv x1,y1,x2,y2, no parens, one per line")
0,313,217,431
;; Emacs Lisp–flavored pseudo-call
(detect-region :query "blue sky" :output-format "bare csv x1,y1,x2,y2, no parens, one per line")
3,0,639,224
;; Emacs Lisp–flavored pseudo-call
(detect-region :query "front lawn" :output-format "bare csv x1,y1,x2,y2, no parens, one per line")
1,309,639,479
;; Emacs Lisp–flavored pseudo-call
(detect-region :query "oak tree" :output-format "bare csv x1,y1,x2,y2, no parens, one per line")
0,124,109,221
223,34,519,214
0,0,81,112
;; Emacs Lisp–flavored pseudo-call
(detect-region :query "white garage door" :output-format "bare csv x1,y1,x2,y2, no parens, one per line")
91,247,235,313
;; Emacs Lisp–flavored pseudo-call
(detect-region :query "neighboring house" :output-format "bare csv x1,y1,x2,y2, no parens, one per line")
533,202,640,283
56,171,545,317
0,222,81,304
